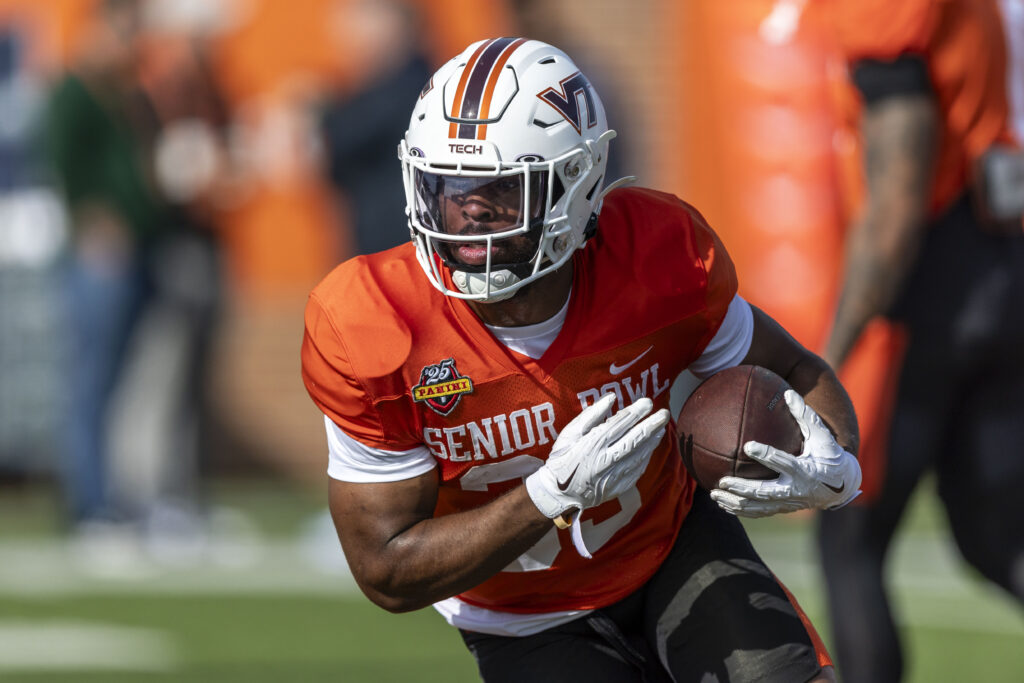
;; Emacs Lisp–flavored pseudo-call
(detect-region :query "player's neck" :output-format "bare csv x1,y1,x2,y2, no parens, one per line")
467,262,573,327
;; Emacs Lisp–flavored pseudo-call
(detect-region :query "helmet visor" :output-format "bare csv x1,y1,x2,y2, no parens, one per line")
412,170,550,273
412,170,548,236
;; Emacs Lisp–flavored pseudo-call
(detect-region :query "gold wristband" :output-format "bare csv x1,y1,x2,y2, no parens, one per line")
553,512,574,529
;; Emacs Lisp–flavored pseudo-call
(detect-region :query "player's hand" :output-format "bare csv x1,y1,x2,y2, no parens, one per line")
710,390,861,518
526,394,669,545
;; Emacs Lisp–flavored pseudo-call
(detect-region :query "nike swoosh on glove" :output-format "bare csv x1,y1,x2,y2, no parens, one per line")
526,393,669,557
709,390,862,519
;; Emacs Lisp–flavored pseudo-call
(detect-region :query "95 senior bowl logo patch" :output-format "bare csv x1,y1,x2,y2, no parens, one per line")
412,358,474,415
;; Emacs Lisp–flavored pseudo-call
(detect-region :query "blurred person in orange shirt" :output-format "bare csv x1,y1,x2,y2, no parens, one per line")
818,1,1024,681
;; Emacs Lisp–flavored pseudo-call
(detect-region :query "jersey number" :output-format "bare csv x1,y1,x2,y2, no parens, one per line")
459,455,641,572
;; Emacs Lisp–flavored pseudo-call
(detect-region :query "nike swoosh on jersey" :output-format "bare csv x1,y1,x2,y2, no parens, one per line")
824,481,845,494
609,345,654,375
557,464,581,491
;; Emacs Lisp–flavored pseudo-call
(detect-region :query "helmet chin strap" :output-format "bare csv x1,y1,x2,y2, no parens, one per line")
452,269,521,302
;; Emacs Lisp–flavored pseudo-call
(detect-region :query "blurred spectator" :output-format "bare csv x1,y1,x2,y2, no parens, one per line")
44,0,228,553
817,1,1024,681
115,11,232,555
45,0,164,530
318,0,431,255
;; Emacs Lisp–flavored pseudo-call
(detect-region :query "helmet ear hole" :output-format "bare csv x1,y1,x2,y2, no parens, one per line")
585,176,602,201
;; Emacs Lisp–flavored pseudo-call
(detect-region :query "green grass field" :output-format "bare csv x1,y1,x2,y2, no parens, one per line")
1,477,1021,682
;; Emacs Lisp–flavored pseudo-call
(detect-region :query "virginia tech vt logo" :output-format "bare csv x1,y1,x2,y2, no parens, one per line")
411,358,474,416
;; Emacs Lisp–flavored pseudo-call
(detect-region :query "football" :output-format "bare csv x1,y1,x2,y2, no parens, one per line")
677,365,803,490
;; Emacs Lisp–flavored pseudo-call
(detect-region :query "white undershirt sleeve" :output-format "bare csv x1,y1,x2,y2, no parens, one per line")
687,295,754,379
324,415,436,483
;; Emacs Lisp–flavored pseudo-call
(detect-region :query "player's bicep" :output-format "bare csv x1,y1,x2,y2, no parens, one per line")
328,470,439,583
742,307,858,452
320,415,439,589
745,305,815,378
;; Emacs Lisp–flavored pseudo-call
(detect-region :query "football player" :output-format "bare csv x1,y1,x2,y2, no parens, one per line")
302,37,861,682
818,1,1024,681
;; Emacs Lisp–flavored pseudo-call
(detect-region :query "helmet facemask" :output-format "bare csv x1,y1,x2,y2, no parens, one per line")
415,168,550,278
403,143,604,301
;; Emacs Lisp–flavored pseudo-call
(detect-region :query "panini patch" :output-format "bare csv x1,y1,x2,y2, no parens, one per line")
411,358,474,415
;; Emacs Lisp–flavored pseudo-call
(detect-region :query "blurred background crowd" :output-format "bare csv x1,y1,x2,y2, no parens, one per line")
0,0,1021,679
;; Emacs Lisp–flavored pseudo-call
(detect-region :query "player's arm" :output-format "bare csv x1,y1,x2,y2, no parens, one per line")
329,395,668,612
743,306,858,456
305,300,662,610
709,305,862,517
329,471,551,613
824,55,939,368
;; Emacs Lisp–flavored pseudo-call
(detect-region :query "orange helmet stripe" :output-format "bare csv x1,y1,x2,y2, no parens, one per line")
448,39,494,139
477,38,528,140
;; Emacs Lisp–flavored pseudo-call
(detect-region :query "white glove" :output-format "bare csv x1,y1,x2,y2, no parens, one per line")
709,390,862,518
527,393,670,557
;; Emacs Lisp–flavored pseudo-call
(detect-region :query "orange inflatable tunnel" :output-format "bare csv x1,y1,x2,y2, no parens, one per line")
661,0,897,499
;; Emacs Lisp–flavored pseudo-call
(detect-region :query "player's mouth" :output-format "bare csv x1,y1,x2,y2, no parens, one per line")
454,242,498,265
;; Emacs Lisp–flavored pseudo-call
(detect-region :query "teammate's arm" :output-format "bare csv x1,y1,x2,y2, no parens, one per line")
824,56,939,368
329,472,551,613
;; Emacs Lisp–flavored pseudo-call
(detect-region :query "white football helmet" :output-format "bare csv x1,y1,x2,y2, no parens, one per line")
399,37,633,302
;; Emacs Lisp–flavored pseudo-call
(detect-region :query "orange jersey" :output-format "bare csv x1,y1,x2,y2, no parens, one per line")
301,186,738,613
830,0,1014,215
